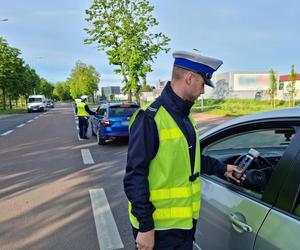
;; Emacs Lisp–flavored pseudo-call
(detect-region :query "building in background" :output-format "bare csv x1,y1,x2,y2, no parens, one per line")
101,86,121,100
279,74,300,100
206,72,273,99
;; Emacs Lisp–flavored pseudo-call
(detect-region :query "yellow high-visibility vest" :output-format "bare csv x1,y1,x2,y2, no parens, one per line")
128,104,201,230
77,102,89,117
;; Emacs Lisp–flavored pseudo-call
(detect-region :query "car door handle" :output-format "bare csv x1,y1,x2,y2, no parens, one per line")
230,213,253,233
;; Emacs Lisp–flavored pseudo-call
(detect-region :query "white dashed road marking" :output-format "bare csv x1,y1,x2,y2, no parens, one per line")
1,130,13,136
89,189,124,250
81,149,94,164
27,119,33,123
17,123,25,128
76,126,79,130
193,242,202,250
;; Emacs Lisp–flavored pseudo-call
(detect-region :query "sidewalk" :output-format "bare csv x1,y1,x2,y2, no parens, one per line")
191,112,233,133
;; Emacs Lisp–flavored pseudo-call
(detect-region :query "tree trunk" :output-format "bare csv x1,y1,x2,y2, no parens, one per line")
92,92,95,104
128,90,132,103
135,92,141,106
9,96,12,110
2,87,6,110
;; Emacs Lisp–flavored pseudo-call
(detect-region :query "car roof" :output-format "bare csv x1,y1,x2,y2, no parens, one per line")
100,102,139,108
201,108,300,138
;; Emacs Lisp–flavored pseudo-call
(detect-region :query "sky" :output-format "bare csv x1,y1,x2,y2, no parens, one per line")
0,0,299,87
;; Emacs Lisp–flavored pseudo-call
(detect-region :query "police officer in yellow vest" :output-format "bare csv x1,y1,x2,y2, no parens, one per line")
124,51,242,250
75,95,95,139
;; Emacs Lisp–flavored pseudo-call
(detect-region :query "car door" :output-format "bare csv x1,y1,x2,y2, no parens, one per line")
254,128,300,250
196,120,300,250
93,106,106,132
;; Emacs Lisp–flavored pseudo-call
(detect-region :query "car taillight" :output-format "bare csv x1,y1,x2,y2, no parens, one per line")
102,118,110,127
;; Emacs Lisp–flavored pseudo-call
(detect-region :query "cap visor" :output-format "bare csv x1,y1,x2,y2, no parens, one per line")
205,79,215,88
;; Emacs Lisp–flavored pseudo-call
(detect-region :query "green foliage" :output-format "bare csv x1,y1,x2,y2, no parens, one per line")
268,69,277,108
287,64,297,107
54,81,71,101
38,78,54,98
192,98,296,116
68,61,100,102
0,37,44,110
85,0,170,101
140,84,153,92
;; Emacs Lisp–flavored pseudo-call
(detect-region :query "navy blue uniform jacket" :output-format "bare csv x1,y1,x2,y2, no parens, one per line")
123,82,227,232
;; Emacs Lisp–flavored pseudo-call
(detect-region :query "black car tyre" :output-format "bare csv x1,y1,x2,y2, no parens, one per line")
97,130,106,145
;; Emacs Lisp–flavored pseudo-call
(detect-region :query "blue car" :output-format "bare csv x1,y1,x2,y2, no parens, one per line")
91,102,140,145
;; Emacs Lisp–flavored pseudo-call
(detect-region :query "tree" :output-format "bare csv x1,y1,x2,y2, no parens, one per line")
54,81,71,101
286,65,297,107
85,0,170,102
38,78,55,98
140,84,153,92
268,69,278,108
0,37,21,109
68,61,100,101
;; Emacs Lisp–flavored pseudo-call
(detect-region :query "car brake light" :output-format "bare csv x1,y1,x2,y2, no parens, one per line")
102,118,110,127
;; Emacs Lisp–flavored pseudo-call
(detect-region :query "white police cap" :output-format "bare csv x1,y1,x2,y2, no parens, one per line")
173,51,223,87
81,95,88,100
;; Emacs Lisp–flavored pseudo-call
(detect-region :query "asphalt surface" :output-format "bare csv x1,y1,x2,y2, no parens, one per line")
0,112,42,135
0,103,229,250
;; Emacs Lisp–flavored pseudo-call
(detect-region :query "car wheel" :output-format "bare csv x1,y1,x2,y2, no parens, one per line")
97,130,106,145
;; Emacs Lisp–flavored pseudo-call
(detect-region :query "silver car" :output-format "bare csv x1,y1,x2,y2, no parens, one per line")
196,108,300,250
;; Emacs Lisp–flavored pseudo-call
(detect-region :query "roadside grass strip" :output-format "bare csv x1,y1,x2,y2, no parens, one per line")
81,149,95,164
89,189,124,250
1,130,13,136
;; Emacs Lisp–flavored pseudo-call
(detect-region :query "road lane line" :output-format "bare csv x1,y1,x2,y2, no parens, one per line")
34,117,38,119
81,149,94,164
17,123,25,128
76,126,79,130
193,242,202,250
89,189,124,250
27,119,33,123
1,130,13,136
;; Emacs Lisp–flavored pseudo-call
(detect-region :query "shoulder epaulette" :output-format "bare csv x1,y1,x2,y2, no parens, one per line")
144,98,162,119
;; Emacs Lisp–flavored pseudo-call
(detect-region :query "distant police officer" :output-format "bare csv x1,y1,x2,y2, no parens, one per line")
75,95,96,139
124,51,242,250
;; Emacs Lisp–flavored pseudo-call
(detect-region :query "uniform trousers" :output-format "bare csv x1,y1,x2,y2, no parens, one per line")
132,220,196,250
78,116,88,138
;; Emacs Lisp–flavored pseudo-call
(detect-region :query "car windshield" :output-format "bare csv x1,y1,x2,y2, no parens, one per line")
109,105,139,117
29,98,42,103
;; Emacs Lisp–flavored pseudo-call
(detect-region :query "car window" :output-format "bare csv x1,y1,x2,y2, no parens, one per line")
29,98,42,103
96,107,106,116
203,127,297,201
109,105,139,117
208,128,295,150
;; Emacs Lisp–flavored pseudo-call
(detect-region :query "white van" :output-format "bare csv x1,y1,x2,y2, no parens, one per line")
27,95,47,112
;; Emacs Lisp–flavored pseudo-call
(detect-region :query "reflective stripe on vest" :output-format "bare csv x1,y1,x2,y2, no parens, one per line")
128,103,201,230
77,102,89,117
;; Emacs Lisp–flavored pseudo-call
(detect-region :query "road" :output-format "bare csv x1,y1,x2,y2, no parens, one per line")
0,103,229,250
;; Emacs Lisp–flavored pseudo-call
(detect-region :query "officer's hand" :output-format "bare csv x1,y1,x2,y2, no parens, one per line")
225,164,246,184
136,230,154,250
